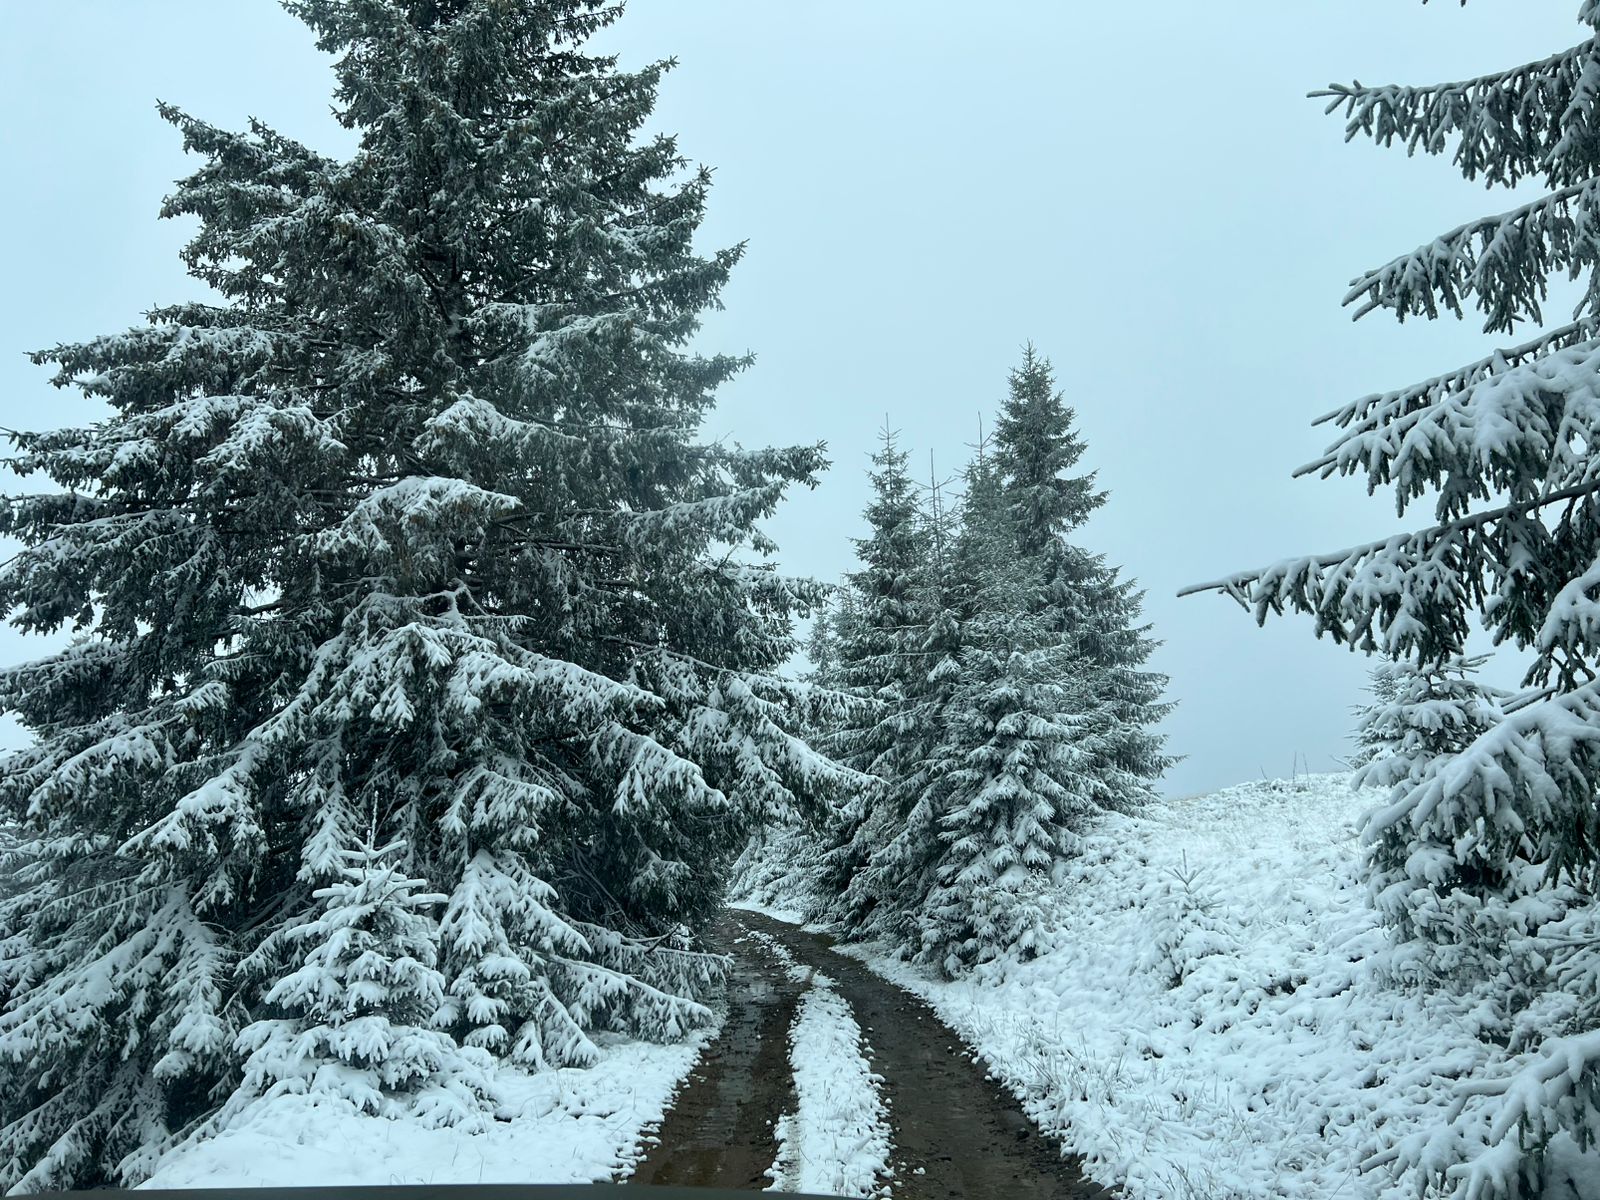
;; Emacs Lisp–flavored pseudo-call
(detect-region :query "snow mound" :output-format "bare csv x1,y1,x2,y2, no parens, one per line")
140,1032,709,1189
764,970,891,1197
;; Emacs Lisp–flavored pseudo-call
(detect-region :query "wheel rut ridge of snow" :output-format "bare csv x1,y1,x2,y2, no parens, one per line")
735,909,1114,1200
761,943,893,1199
626,912,805,1191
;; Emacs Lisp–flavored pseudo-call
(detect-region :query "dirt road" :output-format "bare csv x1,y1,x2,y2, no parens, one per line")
628,913,806,1190
629,909,1111,1199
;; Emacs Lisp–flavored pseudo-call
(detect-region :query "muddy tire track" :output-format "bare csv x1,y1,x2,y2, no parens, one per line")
734,909,1112,1199
627,913,805,1190
632,907,1113,1198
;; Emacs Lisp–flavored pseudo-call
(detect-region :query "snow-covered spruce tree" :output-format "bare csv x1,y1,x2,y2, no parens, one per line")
1349,655,1502,778
1352,656,1512,975
0,0,844,1188
841,464,968,948
1348,661,1403,770
804,600,844,690
991,347,1172,814
915,452,1091,976
1185,9,1600,1195
813,427,930,933
225,841,494,1131
829,425,929,780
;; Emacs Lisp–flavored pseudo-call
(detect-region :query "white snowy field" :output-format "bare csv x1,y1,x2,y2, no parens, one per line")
744,928,893,1199
758,773,1600,1200
140,1032,710,1190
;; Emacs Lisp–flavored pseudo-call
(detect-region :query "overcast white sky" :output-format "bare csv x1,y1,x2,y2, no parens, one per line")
0,2,1586,795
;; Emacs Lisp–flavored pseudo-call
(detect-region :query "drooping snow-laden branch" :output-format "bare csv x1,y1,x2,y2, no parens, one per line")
1361,675,1600,873
1363,1011,1600,1197
1299,319,1596,474
1315,37,1600,189
1295,334,1600,530
1343,176,1600,333
1179,474,1600,667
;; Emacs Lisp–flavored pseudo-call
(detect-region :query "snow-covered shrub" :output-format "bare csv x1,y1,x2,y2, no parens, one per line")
1354,656,1513,973
226,843,496,1131
1350,655,1501,774
1138,850,1238,990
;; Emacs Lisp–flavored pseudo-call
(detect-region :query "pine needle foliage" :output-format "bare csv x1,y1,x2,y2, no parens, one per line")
1188,8,1600,1194
0,0,845,1187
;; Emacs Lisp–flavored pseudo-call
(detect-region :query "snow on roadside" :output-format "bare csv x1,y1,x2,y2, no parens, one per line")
140,1031,712,1189
820,773,1573,1200
744,929,892,1199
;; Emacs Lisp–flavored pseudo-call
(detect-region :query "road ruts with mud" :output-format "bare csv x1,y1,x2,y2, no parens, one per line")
628,913,805,1190
630,907,1113,1199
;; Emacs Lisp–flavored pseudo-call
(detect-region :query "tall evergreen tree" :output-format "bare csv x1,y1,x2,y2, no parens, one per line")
0,1,843,1188
812,355,1173,967
815,426,929,933
804,602,843,690
915,452,1092,974
845,462,968,946
992,347,1173,813
830,425,927,778
1186,9,1600,1195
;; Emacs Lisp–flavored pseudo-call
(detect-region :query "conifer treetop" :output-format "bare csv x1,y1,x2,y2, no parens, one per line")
993,344,1105,558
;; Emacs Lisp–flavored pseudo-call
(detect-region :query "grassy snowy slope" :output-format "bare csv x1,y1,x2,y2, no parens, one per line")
805,774,1597,1200
140,1032,710,1190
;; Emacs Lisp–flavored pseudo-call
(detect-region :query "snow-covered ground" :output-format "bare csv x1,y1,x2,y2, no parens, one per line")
140,1032,710,1190
136,772,1598,1198
777,773,1599,1200
746,929,893,1199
